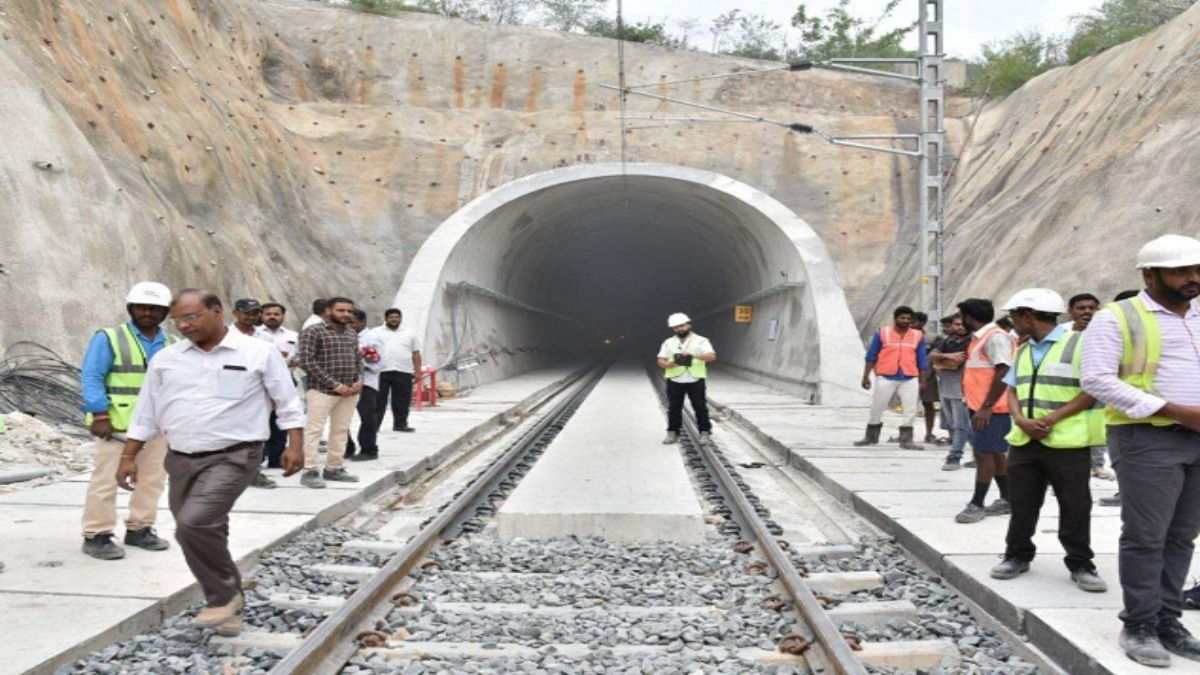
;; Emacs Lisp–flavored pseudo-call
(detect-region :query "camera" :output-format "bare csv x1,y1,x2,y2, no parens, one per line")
673,353,693,367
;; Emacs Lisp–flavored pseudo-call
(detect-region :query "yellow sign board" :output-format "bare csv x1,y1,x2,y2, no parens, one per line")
734,305,753,323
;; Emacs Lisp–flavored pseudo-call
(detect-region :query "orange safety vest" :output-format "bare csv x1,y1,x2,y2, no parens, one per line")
875,325,923,377
963,325,1015,414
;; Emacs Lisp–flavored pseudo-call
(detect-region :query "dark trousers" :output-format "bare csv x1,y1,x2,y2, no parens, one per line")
666,379,711,433
1004,442,1094,571
263,412,286,468
1112,425,1200,626
377,371,414,430
165,444,260,607
348,387,379,455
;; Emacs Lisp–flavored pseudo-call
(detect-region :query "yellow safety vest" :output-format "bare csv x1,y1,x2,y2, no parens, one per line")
1006,331,1102,448
663,335,709,380
84,324,171,432
1106,297,1176,427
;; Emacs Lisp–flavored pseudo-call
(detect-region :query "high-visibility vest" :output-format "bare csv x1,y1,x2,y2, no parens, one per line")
1105,296,1177,427
663,334,709,380
874,326,922,377
963,325,1014,414
1006,331,1103,448
84,324,171,431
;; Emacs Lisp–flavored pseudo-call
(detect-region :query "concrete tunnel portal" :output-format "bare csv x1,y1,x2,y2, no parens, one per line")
396,163,865,405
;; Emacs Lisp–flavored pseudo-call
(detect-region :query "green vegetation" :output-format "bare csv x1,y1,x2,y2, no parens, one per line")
1066,0,1191,64
346,0,434,16
969,32,1064,97
583,18,684,49
789,0,914,63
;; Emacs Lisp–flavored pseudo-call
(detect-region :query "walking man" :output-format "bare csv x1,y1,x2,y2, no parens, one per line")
231,299,263,338
117,290,305,637
260,303,298,470
346,310,384,461
1082,234,1200,667
854,306,928,450
658,313,716,444
956,298,1016,524
374,308,422,433
989,288,1107,593
297,297,362,488
79,282,174,560
933,314,972,470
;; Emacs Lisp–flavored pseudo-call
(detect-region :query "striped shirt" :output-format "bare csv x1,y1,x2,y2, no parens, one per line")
1081,291,1200,419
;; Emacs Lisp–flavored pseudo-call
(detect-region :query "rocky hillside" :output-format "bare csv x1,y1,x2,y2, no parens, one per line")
865,2,1200,326
0,0,922,357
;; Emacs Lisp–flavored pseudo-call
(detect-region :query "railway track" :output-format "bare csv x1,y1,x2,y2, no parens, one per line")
192,364,962,674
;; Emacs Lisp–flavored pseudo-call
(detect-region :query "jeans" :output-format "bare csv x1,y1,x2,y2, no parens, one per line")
1112,425,1200,626
666,379,711,432
1004,442,1094,571
940,396,970,463
377,371,414,430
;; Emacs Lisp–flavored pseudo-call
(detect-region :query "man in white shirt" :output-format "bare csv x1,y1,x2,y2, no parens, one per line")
656,312,717,445
117,290,305,638
347,310,385,461
301,298,330,332
231,298,263,338
373,308,422,433
260,302,299,470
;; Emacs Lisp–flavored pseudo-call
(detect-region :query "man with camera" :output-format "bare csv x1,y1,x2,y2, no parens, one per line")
657,313,717,445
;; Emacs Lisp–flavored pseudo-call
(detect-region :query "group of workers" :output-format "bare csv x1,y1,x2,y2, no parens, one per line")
77,287,421,637
857,233,1200,668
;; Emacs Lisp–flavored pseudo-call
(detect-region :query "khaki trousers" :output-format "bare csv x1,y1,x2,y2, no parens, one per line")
304,390,359,470
82,436,167,537
165,444,259,607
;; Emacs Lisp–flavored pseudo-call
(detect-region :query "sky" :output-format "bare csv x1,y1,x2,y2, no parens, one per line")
614,0,1101,59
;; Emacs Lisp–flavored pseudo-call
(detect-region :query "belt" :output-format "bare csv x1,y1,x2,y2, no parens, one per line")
169,441,262,457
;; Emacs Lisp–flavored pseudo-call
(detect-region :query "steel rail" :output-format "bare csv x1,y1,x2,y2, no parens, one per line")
269,365,606,675
650,368,868,675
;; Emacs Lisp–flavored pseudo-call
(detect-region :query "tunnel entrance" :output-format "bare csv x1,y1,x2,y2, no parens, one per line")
396,163,864,404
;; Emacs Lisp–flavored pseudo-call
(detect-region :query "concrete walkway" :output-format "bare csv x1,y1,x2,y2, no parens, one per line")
496,365,706,544
0,367,579,675
707,368,1200,675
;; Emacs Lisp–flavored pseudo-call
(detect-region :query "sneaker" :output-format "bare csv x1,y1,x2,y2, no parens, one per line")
1120,622,1170,668
124,527,170,551
990,558,1030,580
1100,492,1122,507
1092,467,1115,480
955,502,988,524
1071,568,1108,593
82,534,126,560
662,432,680,445
985,498,1012,515
196,593,243,628
252,472,277,489
941,461,962,471
1182,582,1200,609
349,451,379,462
963,459,977,468
322,467,359,482
300,470,326,489
1159,617,1200,661
396,426,416,433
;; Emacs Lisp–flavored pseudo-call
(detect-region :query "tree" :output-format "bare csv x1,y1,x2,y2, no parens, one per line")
969,31,1064,98
584,17,684,48
789,0,914,63
537,0,605,32
724,13,786,61
1066,0,1191,64
673,16,703,50
414,0,534,23
709,10,741,53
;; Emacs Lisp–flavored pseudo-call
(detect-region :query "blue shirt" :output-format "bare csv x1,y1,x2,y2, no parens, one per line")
1002,325,1067,388
865,330,929,381
80,321,169,414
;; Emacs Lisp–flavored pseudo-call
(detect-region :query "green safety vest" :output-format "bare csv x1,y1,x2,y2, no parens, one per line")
84,324,172,432
1005,331,1103,448
663,335,709,380
1107,297,1176,427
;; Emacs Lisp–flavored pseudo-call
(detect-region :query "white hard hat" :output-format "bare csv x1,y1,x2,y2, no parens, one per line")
1136,234,1200,269
668,312,691,328
1001,288,1067,314
126,281,172,307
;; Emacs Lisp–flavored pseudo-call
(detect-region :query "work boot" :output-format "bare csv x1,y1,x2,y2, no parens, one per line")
1120,622,1170,668
955,502,987,524
898,426,924,450
300,470,326,489
82,534,125,560
853,424,882,447
195,593,244,628
323,467,359,483
1071,567,1108,593
252,472,277,489
984,498,1012,515
1100,492,1122,507
1159,617,1200,662
989,558,1030,580
663,431,680,445
124,527,170,551
350,451,379,462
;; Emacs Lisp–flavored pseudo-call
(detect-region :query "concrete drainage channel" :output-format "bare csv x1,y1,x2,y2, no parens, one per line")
53,366,1041,675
